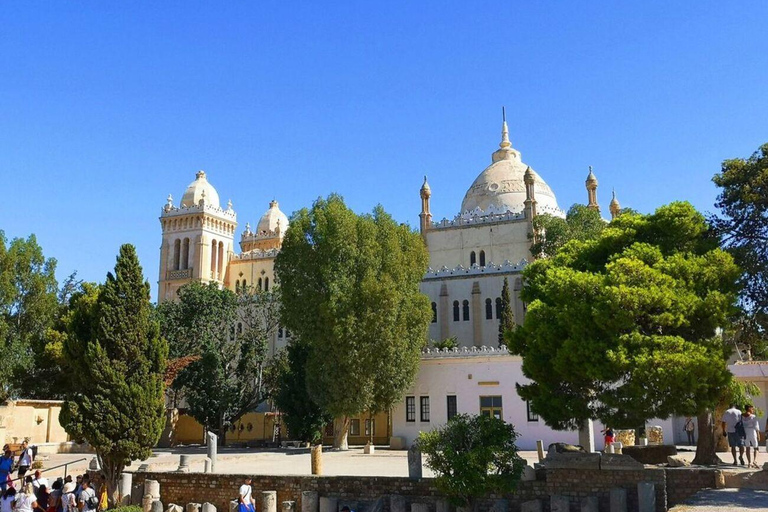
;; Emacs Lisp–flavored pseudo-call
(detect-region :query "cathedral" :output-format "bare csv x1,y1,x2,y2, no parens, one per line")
157,115,620,351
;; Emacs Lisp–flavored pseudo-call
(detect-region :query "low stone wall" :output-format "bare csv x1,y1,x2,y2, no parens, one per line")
127,465,722,512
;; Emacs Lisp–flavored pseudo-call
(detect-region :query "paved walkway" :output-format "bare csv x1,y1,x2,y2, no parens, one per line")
670,488,768,511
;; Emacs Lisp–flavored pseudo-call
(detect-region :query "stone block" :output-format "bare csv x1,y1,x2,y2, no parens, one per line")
520,500,542,512
623,445,677,464
544,452,601,469
187,503,201,512
549,495,569,512
613,429,635,447
204,458,212,474
521,464,536,481
611,442,623,455
151,502,164,512
144,480,161,500
547,443,586,456
434,499,448,512
637,483,655,512
580,496,597,512
389,496,405,512
282,501,296,512
667,455,690,467
301,492,319,512
389,437,406,450
319,497,338,512
601,454,644,470
647,426,663,445
363,442,375,455
609,489,626,512
411,504,429,512
167,506,184,512
408,445,422,479
263,492,277,512
203,503,216,512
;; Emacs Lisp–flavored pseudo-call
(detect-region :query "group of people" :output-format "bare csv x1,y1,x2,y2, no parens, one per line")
0,443,99,512
721,403,766,468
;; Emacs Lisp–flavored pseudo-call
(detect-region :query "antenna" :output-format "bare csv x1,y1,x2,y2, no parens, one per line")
502,106,506,123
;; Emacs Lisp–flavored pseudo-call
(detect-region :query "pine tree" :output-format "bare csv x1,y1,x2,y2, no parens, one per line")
61,245,167,505
498,277,514,347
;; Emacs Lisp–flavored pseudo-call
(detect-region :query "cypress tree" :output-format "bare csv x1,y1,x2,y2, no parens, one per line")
62,245,167,505
498,277,515,347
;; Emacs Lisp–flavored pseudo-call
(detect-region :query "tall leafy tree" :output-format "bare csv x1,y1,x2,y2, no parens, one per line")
497,277,514,347
508,203,740,433
711,143,768,359
158,281,280,444
0,231,59,401
61,245,167,505
530,204,606,259
275,195,431,449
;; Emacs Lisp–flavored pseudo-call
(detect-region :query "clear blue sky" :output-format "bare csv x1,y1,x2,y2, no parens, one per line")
2,2,767,301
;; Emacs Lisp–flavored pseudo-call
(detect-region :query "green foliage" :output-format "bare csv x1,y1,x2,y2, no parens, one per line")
158,282,280,442
530,204,605,259
0,231,58,400
418,414,526,507
274,195,431,444
60,244,167,503
109,506,142,512
498,278,514,347
508,202,740,429
711,143,768,358
430,336,458,350
272,341,332,443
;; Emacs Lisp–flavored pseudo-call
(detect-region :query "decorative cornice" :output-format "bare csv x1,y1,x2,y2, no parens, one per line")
161,203,236,221
422,345,512,359
233,248,280,261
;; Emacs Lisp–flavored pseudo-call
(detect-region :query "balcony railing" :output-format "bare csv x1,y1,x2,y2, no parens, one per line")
167,268,192,280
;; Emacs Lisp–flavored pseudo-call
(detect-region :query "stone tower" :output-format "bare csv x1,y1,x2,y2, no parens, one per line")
586,166,599,212
158,170,237,302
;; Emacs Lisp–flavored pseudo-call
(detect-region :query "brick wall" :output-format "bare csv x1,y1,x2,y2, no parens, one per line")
129,467,716,512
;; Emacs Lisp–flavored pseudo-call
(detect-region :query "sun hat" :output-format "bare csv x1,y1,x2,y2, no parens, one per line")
62,482,76,494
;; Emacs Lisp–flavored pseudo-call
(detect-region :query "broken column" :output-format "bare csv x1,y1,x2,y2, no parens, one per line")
119,472,133,505
301,492,318,512
177,455,191,473
207,431,218,472
262,492,277,512
202,504,217,512
407,444,422,479
311,445,322,475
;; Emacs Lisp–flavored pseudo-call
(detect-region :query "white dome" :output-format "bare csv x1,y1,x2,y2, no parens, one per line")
181,170,220,208
256,200,289,234
460,123,562,216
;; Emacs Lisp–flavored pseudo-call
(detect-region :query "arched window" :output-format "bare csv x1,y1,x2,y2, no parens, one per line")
479,250,486,267
237,323,243,335
173,239,181,270
470,251,476,266
265,277,269,291
462,300,470,321
182,238,190,269
453,301,460,322
431,302,437,323
235,280,240,292
210,240,218,273
278,327,284,338
258,277,263,290
485,298,493,319
495,297,503,319
242,279,247,289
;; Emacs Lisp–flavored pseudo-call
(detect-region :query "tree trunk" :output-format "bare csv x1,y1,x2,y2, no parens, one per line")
333,416,349,450
218,415,227,447
98,454,124,508
692,410,723,465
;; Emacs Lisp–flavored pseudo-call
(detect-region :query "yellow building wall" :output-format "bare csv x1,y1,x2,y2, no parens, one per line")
0,400,69,446
322,411,391,446
173,411,287,446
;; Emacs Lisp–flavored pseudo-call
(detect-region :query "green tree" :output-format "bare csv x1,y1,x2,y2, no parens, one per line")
508,202,740,432
0,232,58,400
158,282,280,444
272,340,332,444
497,278,514,347
530,204,605,259
60,245,167,505
275,195,431,449
430,336,459,351
418,414,526,509
711,143,768,359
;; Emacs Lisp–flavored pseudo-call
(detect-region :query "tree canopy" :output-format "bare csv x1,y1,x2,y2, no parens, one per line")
274,195,431,448
530,204,606,259
60,244,167,505
507,202,740,429
711,143,768,358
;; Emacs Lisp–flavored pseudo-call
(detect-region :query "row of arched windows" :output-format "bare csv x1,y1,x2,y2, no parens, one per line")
234,277,270,292
430,297,506,323
469,250,486,267
172,238,192,271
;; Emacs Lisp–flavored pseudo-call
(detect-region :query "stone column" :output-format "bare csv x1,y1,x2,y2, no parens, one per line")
177,455,191,473
311,445,322,475
407,444,422,479
439,283,449,341
536,440,545,462
319,497,337,512
144,480,160,501
262,492,277,512
207,431,218,472
578,419,595,452
119,473,133,505
202,504,216,512
204,458,212,474
301,492,318,512
637,483,655,512
471,281,482,347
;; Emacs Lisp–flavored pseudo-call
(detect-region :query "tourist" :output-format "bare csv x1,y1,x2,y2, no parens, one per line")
32,471,49,498
684,417,696,445
77,477,97,512
17,442,33,480
73,476,83,502
35,485,50,512
48,480,62,512
721,403,745,465
15,483,39,512
0,450,13,492
61,482,76,512
237,477,255,512
1,487,15,512
742,404,761,469
601,427,615,451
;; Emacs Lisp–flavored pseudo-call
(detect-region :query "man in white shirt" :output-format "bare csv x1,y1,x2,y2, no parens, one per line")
238,477,254,512
16,441,33,479
721,403,745,465
31,470,49,496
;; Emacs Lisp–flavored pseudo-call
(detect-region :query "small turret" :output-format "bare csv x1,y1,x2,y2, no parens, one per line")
609,189,621,220
419,176,433,234
585,166,599,212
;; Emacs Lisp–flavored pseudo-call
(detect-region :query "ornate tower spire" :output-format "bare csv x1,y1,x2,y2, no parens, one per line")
492,107,520,163
585,166,599,212
609,189,621,220
419,176,432,235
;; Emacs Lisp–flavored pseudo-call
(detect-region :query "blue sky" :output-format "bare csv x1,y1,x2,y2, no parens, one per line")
2,2,767,301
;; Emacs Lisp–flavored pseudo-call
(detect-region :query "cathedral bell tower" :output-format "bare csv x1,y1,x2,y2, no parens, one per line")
158,170,237,302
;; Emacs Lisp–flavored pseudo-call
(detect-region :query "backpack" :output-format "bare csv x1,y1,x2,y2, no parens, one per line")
735,420,746,438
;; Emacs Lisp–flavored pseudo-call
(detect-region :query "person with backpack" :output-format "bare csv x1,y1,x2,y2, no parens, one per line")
76,478,97,512
721,403,746,465
17,442,33,480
